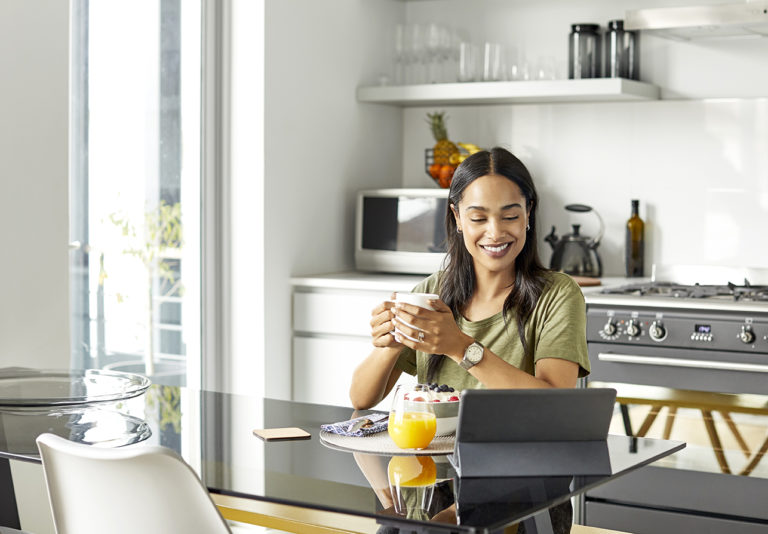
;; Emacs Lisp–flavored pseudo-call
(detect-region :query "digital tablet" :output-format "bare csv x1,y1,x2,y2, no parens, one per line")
455,387,617,443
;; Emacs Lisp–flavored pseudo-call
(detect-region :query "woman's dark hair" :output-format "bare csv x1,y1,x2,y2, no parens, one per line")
427,146,549,381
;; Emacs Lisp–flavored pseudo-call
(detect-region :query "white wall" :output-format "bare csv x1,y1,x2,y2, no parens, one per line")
0,1,70,369
1,2,70,532
263,0,403,399
401,0,768,276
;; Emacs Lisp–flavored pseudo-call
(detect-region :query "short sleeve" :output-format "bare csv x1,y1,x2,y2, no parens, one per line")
531,273,590,377
395,347,418,376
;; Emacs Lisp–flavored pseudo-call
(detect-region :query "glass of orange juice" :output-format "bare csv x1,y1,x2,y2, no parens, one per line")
387,455,437,518
388,384,436,450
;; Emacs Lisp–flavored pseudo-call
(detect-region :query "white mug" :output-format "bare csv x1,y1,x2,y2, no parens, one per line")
392,292,438,343
394,292,438,311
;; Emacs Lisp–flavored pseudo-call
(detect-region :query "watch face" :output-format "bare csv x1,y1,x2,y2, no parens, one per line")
467,343,483,363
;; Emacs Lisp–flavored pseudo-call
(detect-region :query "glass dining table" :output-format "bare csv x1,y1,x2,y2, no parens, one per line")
0,374,684,534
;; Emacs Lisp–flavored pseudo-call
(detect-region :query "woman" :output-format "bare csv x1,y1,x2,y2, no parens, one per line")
350,147,589,534
350,147,589,409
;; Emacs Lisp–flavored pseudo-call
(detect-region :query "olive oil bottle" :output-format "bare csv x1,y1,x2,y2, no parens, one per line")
625,199,644,277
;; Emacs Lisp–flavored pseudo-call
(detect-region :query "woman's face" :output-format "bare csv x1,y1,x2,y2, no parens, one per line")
451,174,530,277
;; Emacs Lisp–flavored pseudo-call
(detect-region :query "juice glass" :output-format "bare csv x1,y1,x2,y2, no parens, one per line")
388,384,436,450
387,455,437,518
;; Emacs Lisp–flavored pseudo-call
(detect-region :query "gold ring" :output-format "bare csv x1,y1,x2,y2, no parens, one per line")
418,331,424,342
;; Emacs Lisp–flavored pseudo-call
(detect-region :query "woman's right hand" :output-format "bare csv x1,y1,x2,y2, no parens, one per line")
371,295,403,349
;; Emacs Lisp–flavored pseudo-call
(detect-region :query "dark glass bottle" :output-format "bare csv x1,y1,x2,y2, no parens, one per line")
626,199,644,277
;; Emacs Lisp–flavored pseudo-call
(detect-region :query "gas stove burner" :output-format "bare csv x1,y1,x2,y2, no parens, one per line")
601,281,768,302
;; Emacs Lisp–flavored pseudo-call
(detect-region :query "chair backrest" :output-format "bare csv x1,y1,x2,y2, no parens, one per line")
36,433,231,534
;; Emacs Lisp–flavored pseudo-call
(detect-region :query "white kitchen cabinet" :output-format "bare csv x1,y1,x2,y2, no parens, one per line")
291,273,425,411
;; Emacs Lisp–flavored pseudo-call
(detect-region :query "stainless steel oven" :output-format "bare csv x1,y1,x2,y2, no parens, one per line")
581,274,768,533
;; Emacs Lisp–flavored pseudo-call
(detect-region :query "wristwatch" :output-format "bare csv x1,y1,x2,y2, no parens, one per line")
459,341,484,370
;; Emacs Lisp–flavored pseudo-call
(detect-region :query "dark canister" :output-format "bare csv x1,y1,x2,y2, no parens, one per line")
568,23,601,79
605,19,638,79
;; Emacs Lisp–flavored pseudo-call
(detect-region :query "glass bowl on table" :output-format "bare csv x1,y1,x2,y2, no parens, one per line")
388,384,437,450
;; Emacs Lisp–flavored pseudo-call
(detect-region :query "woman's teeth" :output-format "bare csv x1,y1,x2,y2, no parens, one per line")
482,243,509,253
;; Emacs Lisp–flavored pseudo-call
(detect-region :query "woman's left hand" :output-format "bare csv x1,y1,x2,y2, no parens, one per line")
392,299,471,359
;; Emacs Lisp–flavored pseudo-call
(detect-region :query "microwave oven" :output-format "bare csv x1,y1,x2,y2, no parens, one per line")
355,188,449,275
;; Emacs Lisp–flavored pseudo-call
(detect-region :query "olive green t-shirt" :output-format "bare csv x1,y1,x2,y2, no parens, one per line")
394,271,590,390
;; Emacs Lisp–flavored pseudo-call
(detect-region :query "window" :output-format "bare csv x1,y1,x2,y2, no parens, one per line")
69,0,202,386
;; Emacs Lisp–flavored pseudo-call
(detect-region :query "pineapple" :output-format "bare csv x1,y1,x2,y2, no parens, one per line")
427,112,459,166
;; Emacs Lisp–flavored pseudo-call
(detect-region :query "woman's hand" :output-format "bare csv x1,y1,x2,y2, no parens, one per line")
392,299,472,359
370,295,403,349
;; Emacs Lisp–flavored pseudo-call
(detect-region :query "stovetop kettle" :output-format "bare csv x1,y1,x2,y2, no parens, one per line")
545,204,604,278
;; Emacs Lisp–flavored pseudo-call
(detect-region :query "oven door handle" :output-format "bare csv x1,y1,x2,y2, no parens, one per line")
597,353,768,373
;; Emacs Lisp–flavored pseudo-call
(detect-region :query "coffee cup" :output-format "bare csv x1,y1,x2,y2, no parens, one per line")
392,293,438,343
394,292,438,311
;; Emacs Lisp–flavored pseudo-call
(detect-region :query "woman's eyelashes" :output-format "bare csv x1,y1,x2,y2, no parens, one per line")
469,216,519,223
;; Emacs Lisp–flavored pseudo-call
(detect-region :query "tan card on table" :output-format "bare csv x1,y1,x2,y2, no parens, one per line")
252,427,311,441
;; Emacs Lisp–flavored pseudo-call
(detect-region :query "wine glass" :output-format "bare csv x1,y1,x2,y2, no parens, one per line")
388,384,436,450
425,23,442,84
393,24,406,85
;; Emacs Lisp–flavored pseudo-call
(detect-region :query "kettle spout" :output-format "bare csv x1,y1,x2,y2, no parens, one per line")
544,226,558,250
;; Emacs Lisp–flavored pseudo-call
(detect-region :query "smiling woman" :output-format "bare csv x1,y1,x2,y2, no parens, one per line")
350,147,590,533
350,146,590,401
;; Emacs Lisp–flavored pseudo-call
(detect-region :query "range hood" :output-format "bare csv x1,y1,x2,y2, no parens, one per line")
625,1,768,40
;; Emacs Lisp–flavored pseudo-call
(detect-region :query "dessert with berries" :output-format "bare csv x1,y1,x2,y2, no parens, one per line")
404,383,460,435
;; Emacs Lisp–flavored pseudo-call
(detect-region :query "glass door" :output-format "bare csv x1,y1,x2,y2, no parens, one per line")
69,0,202,387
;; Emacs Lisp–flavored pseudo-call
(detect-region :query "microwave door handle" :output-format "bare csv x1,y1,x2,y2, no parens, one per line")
597,353,768,373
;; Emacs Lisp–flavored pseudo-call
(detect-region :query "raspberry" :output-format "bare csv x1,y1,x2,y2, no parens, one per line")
448,396,460,402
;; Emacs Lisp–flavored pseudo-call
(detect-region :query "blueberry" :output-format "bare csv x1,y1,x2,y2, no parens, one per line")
448,387,455,392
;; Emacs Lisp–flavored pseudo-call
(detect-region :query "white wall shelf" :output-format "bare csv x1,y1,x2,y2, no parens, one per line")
357,78,660,106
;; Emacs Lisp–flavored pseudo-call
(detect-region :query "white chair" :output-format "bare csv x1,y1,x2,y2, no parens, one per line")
35,433,231,534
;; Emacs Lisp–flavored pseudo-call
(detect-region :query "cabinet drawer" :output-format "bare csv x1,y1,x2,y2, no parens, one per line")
585,501,768,534
293,290,391,337
293,336,412,411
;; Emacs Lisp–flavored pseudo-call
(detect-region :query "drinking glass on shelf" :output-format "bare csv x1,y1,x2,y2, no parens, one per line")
437,25,454,83
458,42,479,82
533,55,557,80
388,384,436,450
393,23,406,85
508,47,530,81
405,24,426,85
482,42,506,82
425,23,442,83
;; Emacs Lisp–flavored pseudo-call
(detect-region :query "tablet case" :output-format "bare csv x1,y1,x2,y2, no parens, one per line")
449,388,616,477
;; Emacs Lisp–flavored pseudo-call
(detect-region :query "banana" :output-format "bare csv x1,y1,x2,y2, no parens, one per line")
458,142,483,154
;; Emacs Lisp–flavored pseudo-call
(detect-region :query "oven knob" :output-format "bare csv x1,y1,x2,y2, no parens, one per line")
739,325,755,344
626,319,640,338
602,320,617,336
649,321,667,341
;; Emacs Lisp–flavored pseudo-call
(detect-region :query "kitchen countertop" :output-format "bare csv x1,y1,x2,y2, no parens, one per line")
291,271,647,300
